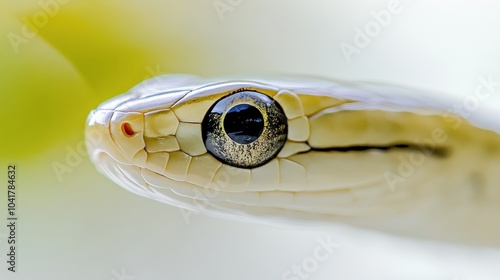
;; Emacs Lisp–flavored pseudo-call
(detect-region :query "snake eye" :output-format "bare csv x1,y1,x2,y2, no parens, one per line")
202,90,287,168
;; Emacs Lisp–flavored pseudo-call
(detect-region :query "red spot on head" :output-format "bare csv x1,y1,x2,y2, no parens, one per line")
122,122,135,137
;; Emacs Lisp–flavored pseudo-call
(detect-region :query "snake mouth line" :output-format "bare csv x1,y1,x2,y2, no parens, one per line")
306,143,449,158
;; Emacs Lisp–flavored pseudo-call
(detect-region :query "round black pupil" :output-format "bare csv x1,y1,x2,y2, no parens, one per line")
223,104,264,144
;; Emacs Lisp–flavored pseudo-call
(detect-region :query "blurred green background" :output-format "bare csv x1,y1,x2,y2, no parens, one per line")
1,1,500,279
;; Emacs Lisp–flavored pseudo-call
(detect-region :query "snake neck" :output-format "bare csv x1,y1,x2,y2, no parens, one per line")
363,119,500,246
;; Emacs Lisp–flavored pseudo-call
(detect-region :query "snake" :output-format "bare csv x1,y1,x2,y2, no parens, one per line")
85,74,500,246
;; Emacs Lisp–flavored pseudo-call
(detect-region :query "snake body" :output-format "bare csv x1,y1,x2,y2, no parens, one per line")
86,75,500,246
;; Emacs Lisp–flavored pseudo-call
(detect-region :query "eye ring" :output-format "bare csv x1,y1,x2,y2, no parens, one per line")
202,90,288,168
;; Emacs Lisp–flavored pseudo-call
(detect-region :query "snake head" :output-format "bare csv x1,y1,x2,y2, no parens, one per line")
87,74,496,233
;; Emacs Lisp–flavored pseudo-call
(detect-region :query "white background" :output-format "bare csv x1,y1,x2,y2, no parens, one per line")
1,0,500,279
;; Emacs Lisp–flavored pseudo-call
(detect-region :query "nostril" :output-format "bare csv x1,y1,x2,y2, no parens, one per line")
122,122,135,137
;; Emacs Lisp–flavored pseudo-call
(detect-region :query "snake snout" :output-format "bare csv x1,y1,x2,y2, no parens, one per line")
85,108,142,170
